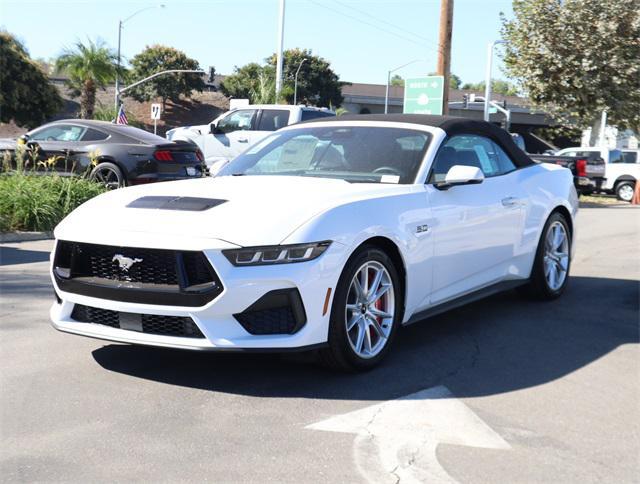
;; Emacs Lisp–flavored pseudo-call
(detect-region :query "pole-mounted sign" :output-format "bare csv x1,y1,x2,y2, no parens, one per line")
403,76,445,115
151,103,162,134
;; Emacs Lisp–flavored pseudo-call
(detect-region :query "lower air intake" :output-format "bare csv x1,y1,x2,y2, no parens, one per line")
71,304,205,338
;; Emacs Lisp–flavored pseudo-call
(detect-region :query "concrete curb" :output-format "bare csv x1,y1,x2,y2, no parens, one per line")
0,231,53,243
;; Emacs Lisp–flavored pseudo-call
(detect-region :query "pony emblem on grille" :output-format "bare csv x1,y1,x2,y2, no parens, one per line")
112,254,143,272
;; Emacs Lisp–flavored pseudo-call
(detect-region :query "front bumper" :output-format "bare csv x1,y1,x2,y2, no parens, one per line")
50,239,347,351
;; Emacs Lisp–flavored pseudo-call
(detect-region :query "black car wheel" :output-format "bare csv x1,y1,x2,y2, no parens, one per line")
90,162,125,190
319,246,401,372
615,181,635,202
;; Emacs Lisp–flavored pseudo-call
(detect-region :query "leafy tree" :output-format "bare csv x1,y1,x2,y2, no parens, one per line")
0,32,63,128
221,62,269,101
501,0,640,135
390,74,404,87
221,49,344,107
267,49,343,106
449,73,462,90
460,80,519,96
429,72,461,90
127,45,205,109
55,39,118,119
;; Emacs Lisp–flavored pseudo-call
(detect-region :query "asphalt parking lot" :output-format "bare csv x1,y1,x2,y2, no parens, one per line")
1,205,638,483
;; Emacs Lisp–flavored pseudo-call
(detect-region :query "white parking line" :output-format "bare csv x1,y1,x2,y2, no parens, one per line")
307,385,510,483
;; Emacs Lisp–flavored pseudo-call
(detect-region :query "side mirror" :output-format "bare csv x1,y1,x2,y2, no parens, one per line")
210,121,219,134
436,165,484,190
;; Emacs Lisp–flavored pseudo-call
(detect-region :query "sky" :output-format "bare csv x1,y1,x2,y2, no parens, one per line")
0,0,514,86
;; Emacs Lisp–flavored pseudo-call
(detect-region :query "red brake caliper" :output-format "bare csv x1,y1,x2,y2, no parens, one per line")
370,268,383,343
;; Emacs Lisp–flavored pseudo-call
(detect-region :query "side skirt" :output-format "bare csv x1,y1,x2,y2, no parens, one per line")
403,279,527,326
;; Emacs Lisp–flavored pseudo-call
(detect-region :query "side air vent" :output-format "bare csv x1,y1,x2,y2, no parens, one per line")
234,289,307,335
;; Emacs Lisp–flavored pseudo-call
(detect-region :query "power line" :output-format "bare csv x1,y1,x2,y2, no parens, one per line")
307,0,440,55
330,0,443,53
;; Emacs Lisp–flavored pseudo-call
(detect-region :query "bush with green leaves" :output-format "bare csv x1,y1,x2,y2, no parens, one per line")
0,149,106,232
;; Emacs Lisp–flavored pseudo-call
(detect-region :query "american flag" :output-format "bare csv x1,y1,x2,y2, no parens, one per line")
116,105,128,125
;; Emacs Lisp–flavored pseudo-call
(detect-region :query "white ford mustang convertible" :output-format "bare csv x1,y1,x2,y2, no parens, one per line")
50,115,577,370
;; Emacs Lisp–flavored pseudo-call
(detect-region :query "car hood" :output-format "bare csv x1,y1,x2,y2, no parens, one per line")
166,125,208,139
0,138,16,149
55,176,409,247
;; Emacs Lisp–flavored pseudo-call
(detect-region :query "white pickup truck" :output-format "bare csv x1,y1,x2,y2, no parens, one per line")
166,104,335,174
556,147,640,201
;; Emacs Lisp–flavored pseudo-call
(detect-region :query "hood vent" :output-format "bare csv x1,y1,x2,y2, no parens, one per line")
127,196,227,211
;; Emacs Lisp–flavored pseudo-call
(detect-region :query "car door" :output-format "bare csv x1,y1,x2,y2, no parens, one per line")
425,134,526,305
252,108,292,143
203,109,258,165
27,124,86,173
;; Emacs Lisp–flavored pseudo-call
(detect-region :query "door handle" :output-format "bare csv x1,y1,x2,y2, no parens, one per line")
238,138,249,143
501,196,518,207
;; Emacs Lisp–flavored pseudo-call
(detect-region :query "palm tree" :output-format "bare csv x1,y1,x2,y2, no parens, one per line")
56,39,118,119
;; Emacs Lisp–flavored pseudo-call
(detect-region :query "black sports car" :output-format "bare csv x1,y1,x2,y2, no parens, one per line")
0,119,205,188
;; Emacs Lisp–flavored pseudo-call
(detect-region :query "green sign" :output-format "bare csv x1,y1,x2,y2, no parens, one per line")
403,76,444,115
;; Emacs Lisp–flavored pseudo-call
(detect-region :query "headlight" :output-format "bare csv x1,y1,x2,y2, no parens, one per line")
223,241,331,266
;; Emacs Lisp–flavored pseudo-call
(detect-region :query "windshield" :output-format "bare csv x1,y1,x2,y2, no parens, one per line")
218,126,431,184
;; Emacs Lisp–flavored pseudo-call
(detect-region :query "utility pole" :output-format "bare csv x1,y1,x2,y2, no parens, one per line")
436,0,454,115
275,0,286,103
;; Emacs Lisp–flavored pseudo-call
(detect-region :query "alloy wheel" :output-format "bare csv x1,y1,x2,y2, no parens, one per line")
92,167,122,190
618,184,634,202
344,261,395,359
543,221,569,291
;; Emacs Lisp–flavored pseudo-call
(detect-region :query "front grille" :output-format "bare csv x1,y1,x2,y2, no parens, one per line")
53,241,223,307
71,304,205,338
74,243,179,284
234,289,307,335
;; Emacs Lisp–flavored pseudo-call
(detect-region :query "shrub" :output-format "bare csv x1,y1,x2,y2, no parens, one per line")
0,171,106,232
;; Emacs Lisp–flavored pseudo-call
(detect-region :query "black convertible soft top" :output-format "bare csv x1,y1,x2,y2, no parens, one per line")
306,113,534,168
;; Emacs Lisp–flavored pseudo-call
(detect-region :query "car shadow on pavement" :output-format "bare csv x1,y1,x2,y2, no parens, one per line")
0,246,51,266
578,202,634,209
92,275,639,401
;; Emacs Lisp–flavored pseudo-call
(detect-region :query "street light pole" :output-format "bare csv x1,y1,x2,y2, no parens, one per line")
114,4,165,111
293,58,307,105
385,59,424,114
115,20,123,111
275,0,286,103
484,40,506,122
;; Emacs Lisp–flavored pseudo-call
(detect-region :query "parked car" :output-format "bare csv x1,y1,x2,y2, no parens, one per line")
50,114,577,371
166,104,335,174
0,120,205,189
528,153,606,195
509,133,605,195
555,147,639,201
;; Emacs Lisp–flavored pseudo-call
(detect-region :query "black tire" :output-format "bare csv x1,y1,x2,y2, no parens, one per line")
319,246,402,372
518,212,571,300
615,181,635,202
90,162,125,189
